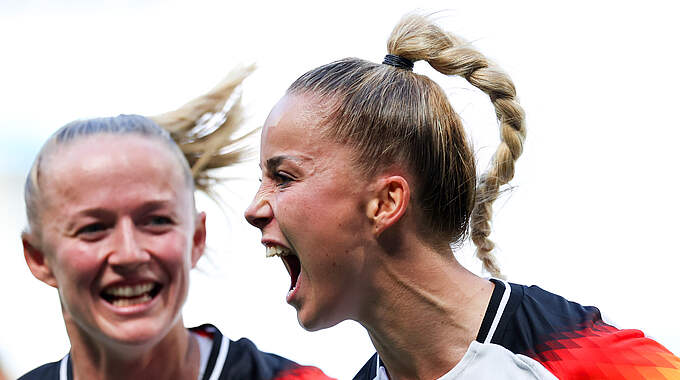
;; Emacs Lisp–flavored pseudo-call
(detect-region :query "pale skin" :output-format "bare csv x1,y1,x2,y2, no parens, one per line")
23,134,206,380
245,94,495,380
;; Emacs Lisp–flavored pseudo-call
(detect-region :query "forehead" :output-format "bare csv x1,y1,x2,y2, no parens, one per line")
40,134,190,207
261,94,339,161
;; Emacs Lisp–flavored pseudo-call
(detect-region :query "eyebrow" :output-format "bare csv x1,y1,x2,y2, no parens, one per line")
64,200,175,231
133,200,175,216
264,155,303,171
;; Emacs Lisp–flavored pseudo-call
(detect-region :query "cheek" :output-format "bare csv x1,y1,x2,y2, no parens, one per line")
276,191,340,245
276,181,349,220
148,232,193,269
275,189,311,222
53,246,102,283
278,187,365,258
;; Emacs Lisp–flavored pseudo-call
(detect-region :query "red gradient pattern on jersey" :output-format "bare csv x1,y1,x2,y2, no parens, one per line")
532,322,680,379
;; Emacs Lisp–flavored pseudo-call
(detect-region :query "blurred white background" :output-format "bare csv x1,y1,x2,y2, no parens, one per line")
1,1,678,378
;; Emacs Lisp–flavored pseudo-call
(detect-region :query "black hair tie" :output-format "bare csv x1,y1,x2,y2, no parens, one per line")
382,54,414,71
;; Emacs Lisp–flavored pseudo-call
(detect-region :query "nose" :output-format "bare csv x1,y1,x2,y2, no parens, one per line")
244,190,273,230
107,218,150,269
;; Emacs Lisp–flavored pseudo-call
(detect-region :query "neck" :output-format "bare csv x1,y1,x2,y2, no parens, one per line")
64,317,199,380
358,236,494,380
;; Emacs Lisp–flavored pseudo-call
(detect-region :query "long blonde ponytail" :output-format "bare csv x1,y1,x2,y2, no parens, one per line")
387,14,526,277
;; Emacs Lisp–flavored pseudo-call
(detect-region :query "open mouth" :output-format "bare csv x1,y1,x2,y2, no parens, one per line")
266,245,301,292
100,282,162,307
281,255,301,291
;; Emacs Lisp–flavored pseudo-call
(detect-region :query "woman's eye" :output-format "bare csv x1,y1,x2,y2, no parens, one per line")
76,223,108,239
274,172,294,187
78,223,105,234
146,216,173,226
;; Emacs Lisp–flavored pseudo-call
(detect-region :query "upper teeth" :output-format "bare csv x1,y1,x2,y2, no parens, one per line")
266,245,291,258
104,283,154,297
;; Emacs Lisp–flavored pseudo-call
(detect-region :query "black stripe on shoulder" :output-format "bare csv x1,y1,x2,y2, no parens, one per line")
475,278,506,343
488,282,524,344
67,356,73,380
190,323,224,380
352,353,378,380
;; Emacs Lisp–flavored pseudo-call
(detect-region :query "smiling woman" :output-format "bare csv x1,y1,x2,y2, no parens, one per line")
17,70,333,380
25,131,202,354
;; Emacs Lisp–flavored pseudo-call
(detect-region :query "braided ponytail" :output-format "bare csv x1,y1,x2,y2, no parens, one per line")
387,14,526,278
286,14,524,278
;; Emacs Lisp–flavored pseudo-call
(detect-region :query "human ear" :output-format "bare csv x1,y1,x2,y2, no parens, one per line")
191,212,207,267
366,176,410,236
22,233,57,288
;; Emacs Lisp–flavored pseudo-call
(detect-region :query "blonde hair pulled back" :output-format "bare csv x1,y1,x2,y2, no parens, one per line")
288,14,525,277
24,65,255,239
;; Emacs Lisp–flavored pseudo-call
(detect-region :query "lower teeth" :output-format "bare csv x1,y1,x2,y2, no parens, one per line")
111,294,152,307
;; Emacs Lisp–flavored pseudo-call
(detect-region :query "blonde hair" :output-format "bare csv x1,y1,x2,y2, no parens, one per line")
288,14,525,277
24,65,255,239
150,65,256,194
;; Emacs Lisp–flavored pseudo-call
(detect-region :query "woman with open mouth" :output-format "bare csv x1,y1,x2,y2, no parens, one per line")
18,69,332,380
244,13,680,380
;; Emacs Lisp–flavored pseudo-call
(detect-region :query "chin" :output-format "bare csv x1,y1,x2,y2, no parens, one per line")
296,307,344,332
108,330,160,347
100,318,172,348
